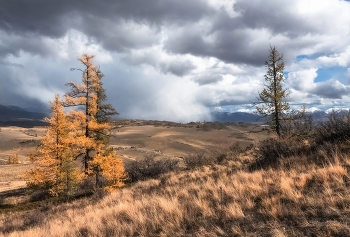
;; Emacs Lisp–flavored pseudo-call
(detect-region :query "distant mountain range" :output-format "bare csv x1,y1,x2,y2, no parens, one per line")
0,103,339,126
211,112,261,123
211,110,329,123
0,105,48,127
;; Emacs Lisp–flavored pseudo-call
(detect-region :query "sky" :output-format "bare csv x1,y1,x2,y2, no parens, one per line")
1,0,350,122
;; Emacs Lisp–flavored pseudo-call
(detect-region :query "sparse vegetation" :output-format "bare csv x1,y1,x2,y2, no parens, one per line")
2,134,350,236
2,110,350,236
249,110,350,172
7,154,19,165
2,51,350,236
126,154,180,182
315,110,350,144
183,152,209,168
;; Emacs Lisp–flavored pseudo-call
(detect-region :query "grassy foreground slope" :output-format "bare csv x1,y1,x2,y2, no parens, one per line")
2,142,350,237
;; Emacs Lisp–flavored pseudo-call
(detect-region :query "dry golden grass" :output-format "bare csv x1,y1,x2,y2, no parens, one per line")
3,119,350,236
0,164,30,192
2,147,350,236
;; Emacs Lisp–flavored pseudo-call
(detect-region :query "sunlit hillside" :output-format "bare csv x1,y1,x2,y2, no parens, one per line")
2,113,350,236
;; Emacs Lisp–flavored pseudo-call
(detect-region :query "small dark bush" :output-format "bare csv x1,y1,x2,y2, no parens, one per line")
78,177,95,192
29,190,51,202
315,110,350,144
126,155,180,182
260,138,300,158
249,138,311,170
215,153,227,163
250,138,344,171
281,110,314,139
183,153,211,168
229,142,245,158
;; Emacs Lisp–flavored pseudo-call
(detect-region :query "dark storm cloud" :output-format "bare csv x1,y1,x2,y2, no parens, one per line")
77,17,160,53
159,61,195,77
0,0,213,56
1,0,341,68
3,0,302,68
0,64,48,110
311,79,350,99
0,60,23,68
121,51,196,77
231,1,316,36
0,1,69,37
164,28,271,66
0,32,55,57
1,0,350,120
192,73,223,85
164,0,342,67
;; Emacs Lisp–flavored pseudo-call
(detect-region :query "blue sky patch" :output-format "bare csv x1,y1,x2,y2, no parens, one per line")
295,53,329,63
315,67,348,83
295,55,308,62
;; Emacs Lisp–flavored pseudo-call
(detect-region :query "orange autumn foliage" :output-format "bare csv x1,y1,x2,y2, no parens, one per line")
26,54,125,195
64,54,126,191
26,54,126,196
89,151,126,191
26,95,82,196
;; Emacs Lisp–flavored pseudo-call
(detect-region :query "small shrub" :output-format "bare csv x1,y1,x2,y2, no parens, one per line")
78,177,96,192
250,138,310,170
250,136,345,171
229,142,245,159
126,155,180,182
215,153,227,163
183,153,210,168
27,151,37,163
29,190,51,202
281,110,314,139
315,110,350,144
7,154,19,164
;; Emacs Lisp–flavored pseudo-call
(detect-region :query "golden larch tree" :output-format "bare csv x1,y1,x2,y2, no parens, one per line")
65,54,108,173
26,95,82,196
65,54,125,190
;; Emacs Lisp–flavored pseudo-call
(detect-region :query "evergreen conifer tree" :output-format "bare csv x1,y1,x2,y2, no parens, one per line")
255,46,290,137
